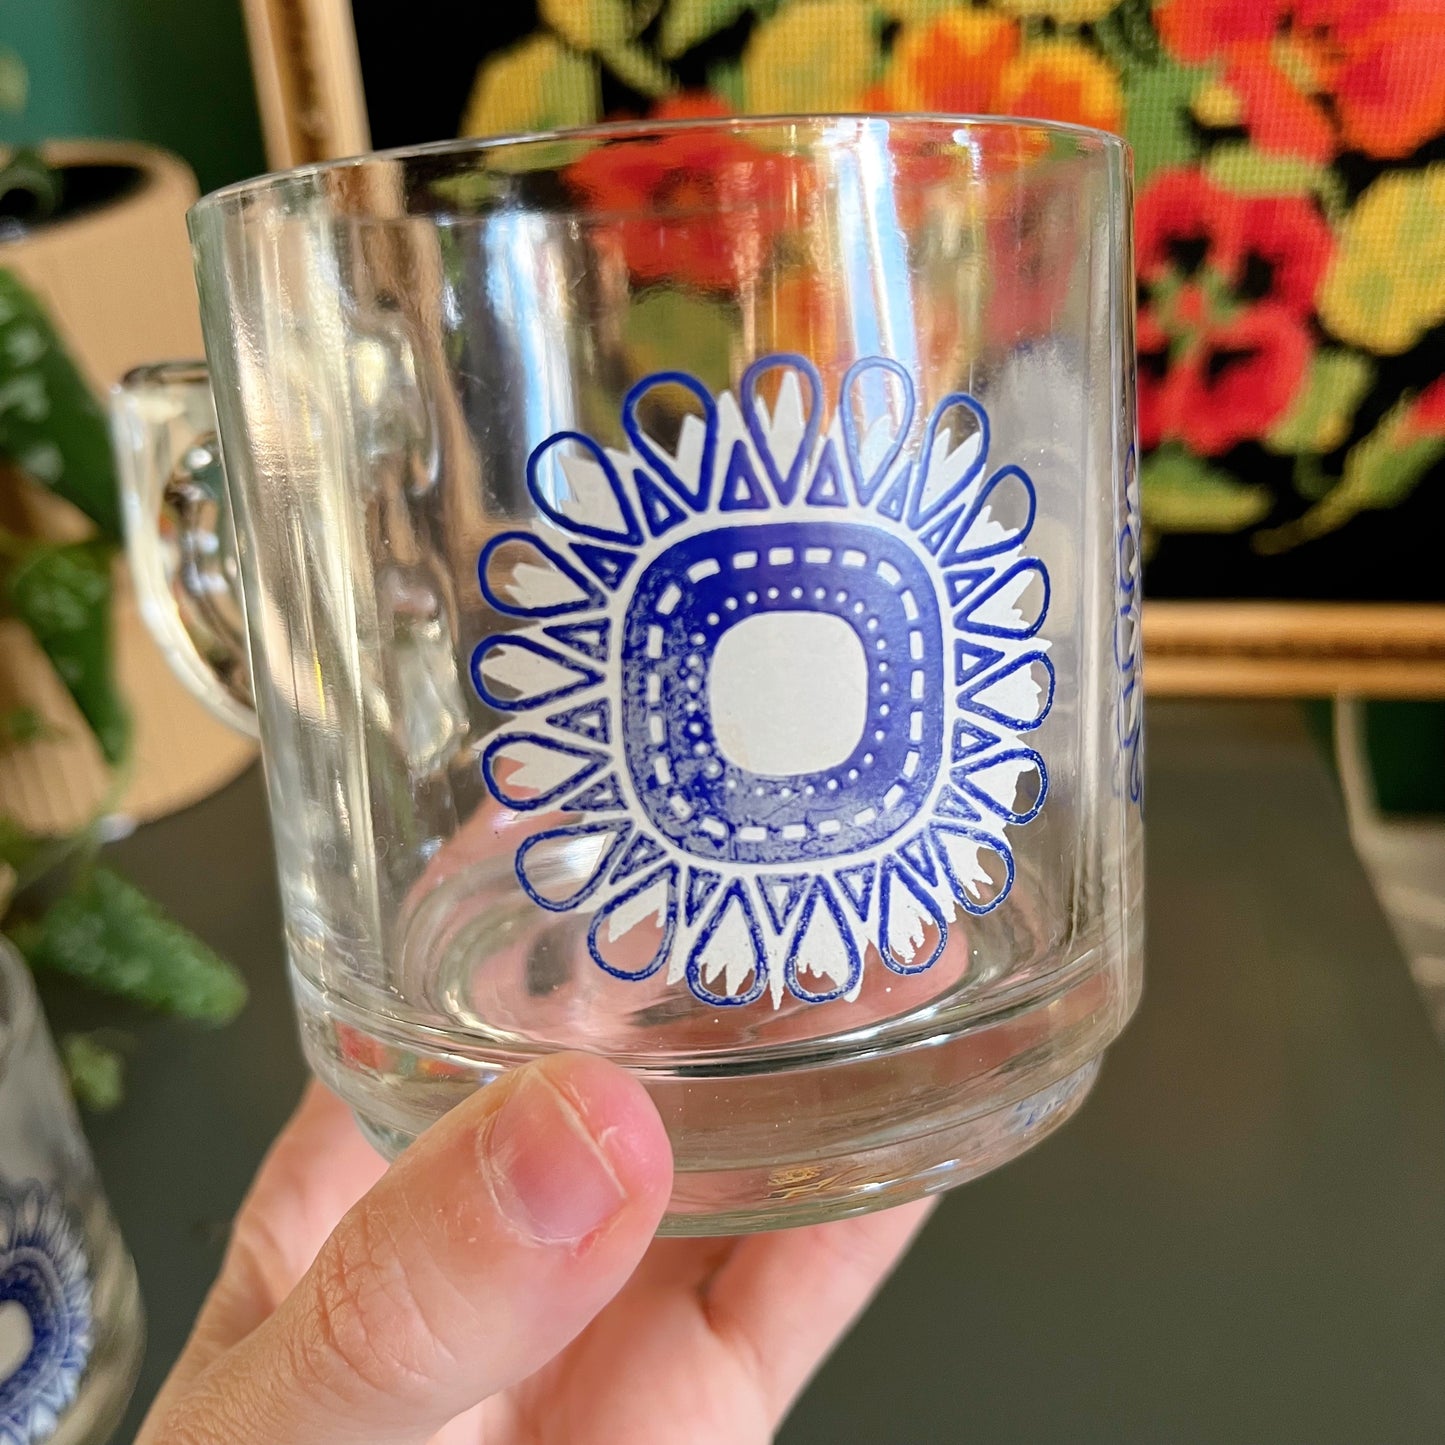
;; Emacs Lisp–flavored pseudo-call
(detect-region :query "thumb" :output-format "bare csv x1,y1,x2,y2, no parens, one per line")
148,1053,672,1445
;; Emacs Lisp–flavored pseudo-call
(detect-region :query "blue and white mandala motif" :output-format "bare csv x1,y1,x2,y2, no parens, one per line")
474,354,1054,1006
0,1181,92,1445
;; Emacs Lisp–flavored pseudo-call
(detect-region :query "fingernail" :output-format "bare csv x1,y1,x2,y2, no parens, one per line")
484,1066,628,1244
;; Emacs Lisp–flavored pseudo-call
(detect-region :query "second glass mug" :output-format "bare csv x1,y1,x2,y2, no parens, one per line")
114,116,1143,1235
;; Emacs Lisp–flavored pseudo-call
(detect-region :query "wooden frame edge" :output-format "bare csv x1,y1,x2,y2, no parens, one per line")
1143,603,1445,697
239,0,369,169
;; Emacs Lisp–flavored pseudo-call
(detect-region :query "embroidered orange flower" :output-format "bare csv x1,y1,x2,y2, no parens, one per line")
567,104,810,292
876,11,1124,134
1136,168,1334,455
650,92,731,122
1156,0,1445,161
334,1021,393,1073
992,40,1125,134
982,172,1081,346
762,265,844,384
884,11,1020,115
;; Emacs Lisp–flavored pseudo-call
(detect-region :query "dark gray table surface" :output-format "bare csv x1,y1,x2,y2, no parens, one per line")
63,701,1445,1443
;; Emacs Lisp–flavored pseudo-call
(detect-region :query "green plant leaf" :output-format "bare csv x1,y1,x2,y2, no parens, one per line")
1264,350,1374,455
13,867,247,1023
659,0,757,57
0,815,42,873
707,58,746,109
1096,6,1206,187
1348,428,1445,506
1124,61,1206,186
1290,453,1331,501
5,540,127,764
0,817,83,895
1253,398,1445,553
624,289,734,396
0,269,121,540
61,1031,125,1111
598,40,676,98
1141,446,1271,533
0,705,57,745
427,171,511,212
1205,143,1346,221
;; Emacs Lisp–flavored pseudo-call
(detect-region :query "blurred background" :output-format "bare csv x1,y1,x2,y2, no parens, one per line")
0,0,264,194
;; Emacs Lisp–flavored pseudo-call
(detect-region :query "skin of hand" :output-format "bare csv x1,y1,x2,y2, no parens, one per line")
137,1054,932,1445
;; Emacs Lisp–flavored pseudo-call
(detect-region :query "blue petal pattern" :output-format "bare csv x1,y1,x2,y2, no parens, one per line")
0,1181,91,1445
474,354,1057,1006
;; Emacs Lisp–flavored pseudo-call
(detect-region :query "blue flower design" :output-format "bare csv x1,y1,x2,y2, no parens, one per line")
474,354,1055,1005
0,1181,92,1445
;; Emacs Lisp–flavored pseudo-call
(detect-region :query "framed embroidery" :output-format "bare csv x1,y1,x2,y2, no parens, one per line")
238,0,1445,695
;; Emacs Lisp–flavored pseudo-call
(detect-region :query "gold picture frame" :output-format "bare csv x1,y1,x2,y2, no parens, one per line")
237,0,1445,698
239,0,369,169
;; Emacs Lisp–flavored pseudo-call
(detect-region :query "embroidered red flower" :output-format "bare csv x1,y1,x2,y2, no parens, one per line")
875,11,1124,134
334,1021,393,1073
980,173,1083,347
567,98,809,292
1136,168,1334,455
1156,0,1445,161
650,93,731,122
1402,375,1445,438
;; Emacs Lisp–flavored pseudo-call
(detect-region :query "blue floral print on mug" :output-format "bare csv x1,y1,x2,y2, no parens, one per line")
0,1180,91,1445
474,354,1055,1006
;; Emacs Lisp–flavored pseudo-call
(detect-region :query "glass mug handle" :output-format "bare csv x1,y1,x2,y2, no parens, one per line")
112,361,259,738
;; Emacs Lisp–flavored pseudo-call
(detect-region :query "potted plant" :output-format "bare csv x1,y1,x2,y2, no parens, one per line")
0,60,248,1105
0,53,254,842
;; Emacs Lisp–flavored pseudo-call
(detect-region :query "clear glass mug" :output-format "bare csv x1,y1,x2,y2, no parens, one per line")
114,117,1142,1235
0,941,143,1444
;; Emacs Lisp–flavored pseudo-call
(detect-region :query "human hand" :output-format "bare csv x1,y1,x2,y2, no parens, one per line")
138,1055,931,1444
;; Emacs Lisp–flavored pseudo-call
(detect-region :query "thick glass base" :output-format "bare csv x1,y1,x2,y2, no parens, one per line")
50,1210,144,1445
659,1055,1100,1234
295,945,1132,1235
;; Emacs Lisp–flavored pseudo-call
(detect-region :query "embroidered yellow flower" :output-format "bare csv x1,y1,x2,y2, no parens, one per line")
460,34,599,138
994,40,1123,134
877,13,1123,135
1193,80,1243,129
1319,165,1445,354
743,0,880,113
538,0,630,51
882,11,1017,113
